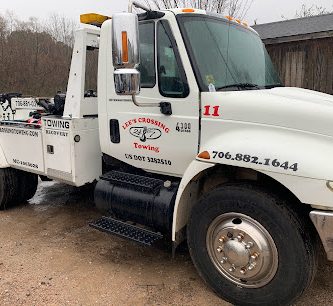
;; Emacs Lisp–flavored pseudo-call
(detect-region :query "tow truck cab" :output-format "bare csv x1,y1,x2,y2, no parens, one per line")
95,8,333,305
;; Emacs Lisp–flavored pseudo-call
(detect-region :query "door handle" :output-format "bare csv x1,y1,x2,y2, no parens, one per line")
110,119,120,144
160,102,172,116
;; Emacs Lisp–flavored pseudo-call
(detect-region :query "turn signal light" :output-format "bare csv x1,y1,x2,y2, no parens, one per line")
122,31,129,63
198,151,211,160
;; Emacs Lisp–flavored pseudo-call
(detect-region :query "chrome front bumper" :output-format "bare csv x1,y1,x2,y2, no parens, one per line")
310,210,333,261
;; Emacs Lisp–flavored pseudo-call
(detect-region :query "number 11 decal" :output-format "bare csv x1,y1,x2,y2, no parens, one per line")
203,105,220,117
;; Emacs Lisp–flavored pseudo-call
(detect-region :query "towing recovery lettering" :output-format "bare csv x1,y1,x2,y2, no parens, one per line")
44,119,70,130
46,130,69,137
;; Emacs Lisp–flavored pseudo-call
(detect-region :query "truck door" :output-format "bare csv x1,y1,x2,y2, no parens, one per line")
107,18,200,177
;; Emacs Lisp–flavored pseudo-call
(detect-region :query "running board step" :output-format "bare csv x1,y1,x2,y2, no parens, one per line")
89,216,163,246
100,170,164,194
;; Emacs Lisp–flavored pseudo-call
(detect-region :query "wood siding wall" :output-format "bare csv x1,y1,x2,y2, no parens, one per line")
266,37,333,95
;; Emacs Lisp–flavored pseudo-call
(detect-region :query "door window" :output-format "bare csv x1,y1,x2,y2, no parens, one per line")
157,21,189,98
139,22,155,88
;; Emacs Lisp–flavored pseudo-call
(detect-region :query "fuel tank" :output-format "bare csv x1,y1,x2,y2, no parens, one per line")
94,170,180,233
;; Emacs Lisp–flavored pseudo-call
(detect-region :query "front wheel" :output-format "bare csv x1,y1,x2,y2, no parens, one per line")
187,184,318,306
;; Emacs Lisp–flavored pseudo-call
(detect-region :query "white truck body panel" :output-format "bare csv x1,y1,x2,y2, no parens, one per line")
43,117,102,185
0,123,44,173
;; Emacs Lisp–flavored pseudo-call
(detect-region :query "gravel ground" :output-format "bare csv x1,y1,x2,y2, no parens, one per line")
0,181,333,306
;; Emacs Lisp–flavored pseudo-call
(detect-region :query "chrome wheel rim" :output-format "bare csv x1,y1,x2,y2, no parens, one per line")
206,212,278,288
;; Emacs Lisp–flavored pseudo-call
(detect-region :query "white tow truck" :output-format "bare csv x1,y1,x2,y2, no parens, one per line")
1,2,333,305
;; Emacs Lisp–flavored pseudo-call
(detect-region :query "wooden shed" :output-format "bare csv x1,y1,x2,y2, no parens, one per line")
253,14,333,95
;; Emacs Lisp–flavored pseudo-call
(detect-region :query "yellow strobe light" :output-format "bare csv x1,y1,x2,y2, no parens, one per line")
80,13,111,26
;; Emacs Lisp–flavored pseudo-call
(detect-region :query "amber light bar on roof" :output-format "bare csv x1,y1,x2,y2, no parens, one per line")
80,13,111,27
225,15,248,27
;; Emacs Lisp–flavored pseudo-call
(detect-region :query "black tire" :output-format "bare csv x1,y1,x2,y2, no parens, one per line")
0,168,20,210
187,184,318,306
20,172,38,201
40,175,52,182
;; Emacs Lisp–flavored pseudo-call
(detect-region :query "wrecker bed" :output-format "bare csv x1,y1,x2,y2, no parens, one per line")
0,117,101,186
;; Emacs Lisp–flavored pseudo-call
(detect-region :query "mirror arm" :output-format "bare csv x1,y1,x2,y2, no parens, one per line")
132,94,160,107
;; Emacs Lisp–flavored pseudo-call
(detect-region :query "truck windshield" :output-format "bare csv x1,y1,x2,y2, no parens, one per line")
177,14,282,91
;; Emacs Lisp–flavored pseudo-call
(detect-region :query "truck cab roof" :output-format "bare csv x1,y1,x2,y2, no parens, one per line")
137,8,255,33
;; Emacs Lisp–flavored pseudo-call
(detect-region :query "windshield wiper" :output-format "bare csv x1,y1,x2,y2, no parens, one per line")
264,84,284,89
217,83,260,91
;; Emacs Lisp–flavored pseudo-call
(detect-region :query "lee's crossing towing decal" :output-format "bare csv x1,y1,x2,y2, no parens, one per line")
122,118,170,136
130,127,161,142
123,117,170,153
211,151,299,172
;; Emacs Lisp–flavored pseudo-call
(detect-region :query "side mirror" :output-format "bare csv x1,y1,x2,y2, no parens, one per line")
114,69,140,95
112,13,140,96
112,13,140,69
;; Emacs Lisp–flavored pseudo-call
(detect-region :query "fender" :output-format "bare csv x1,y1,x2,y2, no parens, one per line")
199,125,333,207
172,126,333,242
199,122,333,181
0,143,9,168
172,160,213,241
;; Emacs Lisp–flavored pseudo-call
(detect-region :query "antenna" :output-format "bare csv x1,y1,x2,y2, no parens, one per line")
128,1,151,13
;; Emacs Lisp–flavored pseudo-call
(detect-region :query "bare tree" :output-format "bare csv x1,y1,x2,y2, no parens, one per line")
281,4,332,20
45,13,78,47
0,12,82,96
295,4,332,18
139,0,253,19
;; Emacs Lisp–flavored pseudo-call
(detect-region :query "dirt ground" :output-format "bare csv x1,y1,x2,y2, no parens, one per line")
0,181,333,306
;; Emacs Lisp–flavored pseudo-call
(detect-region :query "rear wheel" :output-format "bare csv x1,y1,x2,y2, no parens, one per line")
187,184,318,306
40,175,52,182
0,168,38,210
19,171,38,201
0,168,19,210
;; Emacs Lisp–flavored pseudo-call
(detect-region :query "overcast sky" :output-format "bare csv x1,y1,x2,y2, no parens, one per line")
0,0,332,25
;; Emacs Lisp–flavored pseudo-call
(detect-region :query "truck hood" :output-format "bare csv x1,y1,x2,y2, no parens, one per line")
203,87,333,137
